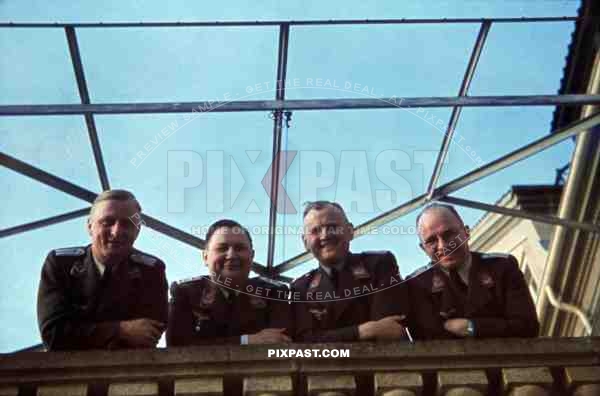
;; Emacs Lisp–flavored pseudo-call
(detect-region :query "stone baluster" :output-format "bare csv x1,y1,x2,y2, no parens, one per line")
437,370,488,396
108,382,159,396
37,384,88,396
565,366,600,396
243,375,293,396
502,367,553,396
307,374,356,396
174,377,223,396
374,372,423,396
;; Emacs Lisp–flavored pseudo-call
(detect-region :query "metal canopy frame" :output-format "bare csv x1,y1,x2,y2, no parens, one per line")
1,16,599,282
65,26,110,191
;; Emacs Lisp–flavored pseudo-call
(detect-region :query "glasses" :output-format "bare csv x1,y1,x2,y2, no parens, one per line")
421,229,467,250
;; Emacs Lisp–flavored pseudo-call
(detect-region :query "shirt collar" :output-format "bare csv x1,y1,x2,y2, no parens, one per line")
219,286,240,300
319,259,346,277
91,252,106,277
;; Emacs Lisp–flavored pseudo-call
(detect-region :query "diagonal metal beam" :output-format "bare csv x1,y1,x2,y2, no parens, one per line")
273,112,600,275
439,196,600,233
0,151,97,202
426,20,491,199
65,26,110,191
266,23,290,272
141,214,207,250
0,207,91,239
2,95,600,116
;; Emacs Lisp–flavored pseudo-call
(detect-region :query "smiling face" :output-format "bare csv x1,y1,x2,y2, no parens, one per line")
88,198,141,265
302,206,353,266
203,226,254,286
418,207,470,270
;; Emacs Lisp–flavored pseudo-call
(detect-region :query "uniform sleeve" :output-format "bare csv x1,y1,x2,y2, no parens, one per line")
268,284,293,332
36,252,120,350
371,252,410,321
471,256,540,338
166,283,194,346
143,262,169,325
406,277,453,340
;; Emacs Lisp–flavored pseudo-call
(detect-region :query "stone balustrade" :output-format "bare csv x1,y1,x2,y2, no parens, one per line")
1,338,599,396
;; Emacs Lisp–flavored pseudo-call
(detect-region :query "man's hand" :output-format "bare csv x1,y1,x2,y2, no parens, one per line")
358,315,407,340
248,328,291,344
119,318,165,348
444,318,470,337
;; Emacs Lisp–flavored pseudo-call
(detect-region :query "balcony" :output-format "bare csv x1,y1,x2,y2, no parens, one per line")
1,337,599,396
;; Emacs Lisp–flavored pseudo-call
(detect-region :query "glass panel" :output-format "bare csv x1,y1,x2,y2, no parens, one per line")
469,21,576,95
439,107,573,185
0,29,79,105
0,167,89,229
0,116,103,192
287,24,477,99
96,112,274,265
449,138,573,204
78,27,278,102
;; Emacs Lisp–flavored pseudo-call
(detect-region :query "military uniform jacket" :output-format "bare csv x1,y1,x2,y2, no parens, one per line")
37,246,168,350
167,276,291,346
291,251,408,343
406,252,539,340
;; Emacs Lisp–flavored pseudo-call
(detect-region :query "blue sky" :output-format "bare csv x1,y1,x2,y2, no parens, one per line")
0,0,580,351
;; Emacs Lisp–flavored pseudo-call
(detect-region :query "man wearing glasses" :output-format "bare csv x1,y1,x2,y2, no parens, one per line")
407,203,539,339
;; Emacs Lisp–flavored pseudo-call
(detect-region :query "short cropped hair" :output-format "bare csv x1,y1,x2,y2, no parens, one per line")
302,201,350,223
415,202,464,228
205,219,253,248
90,189,141,219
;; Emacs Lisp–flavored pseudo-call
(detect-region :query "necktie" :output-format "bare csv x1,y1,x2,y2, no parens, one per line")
450,269,468,296
330,267,339,289
101,263,112,282
228,290,239,304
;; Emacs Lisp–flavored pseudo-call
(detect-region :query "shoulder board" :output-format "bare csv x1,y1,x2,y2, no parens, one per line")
130,252,160,267
480,253,511,260
407,263,433,280
54,247,86,257
256,276,287,288
174,275,207,286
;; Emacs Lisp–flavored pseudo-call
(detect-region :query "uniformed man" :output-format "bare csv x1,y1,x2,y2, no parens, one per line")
291,201,409,343
167,219,291,346
407,203,539,339
37,189,168,350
